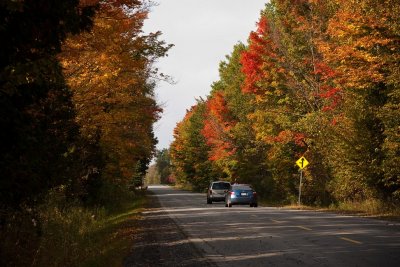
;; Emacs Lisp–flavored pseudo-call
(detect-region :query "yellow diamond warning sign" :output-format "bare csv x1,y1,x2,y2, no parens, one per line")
296,156,309,170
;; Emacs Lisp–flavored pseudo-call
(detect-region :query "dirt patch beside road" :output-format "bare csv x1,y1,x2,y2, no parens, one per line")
124,192,216,267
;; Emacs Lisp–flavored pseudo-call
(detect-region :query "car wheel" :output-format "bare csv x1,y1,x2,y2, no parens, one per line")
207,198,212,204
254,203,258,207
228,202,232,208
250,203,253,207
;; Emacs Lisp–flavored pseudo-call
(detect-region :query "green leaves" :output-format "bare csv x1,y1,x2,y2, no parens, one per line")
170,0,400,204
170,102,218,191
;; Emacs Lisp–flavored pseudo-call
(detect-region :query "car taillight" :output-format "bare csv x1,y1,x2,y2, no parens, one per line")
253,192,257,196
230,191,235,196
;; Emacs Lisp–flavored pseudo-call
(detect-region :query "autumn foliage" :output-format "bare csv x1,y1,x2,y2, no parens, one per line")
202,91,237,161
0,0,171,265
171,0,400,206
59,0,171,186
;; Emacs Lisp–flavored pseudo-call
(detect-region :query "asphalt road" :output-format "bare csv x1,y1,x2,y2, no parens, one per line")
142,185,400,267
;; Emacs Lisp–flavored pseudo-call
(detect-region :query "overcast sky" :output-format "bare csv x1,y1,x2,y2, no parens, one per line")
143,0,268,150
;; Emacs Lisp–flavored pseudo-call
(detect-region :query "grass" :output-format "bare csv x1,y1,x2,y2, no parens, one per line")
327,199,400,220
259,197,400,222
174,183,194,191
1,189,147,267
80,195,146,267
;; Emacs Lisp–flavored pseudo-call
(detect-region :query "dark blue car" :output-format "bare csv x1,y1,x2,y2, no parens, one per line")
225,184,258,207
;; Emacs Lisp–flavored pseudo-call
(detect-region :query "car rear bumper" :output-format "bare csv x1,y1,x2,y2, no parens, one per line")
230,197,256,205
210,196,226,201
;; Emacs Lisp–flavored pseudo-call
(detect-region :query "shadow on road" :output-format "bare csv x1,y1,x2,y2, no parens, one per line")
123,191,216,267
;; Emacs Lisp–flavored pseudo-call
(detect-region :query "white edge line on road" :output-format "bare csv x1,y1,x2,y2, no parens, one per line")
297,226,312,231
339,237,363,245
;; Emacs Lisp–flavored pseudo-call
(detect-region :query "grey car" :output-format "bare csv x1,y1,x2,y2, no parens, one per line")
225,184,258,207
207,181,231,204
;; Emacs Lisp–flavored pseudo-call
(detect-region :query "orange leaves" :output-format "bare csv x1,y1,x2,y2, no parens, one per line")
170,101,220,189
319,0,397,90
206,91,233,128
202,91,237,162
170,0,400,202
59,0,170,184
261,129,306,147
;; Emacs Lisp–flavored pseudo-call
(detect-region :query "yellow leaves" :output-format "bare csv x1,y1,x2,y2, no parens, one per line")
255,94,264,103
56,1,170,185
319,1,397,90
270,81,279,88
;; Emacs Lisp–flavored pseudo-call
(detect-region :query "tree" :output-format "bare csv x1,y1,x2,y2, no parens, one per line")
317,0,400,200
169,0,400,206
203,43,270,193
59,0,172,186
0,1,98,265
202,91,237,163
145,164,161,185
155,148,172,184
240,7,309,203
170,102,219,191
0,0,97,207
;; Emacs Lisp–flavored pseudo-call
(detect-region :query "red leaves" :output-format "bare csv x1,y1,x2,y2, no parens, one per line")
293,132,306,147
269,130,307,147
319,85,341,111
240,41,264,94
313,62,337,80
240,16,279,94
311,61,342,112
256,16,268,35
274,130,292,143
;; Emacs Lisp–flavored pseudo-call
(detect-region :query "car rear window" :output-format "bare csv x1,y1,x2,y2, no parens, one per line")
231,185,252,190
212,182,230,190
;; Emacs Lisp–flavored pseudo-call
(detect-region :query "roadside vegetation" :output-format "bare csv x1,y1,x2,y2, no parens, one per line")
260,199,400,220
166,0,400,217
328,199,400,219
3,187,145,267
0,1,170,266
2,0,399,265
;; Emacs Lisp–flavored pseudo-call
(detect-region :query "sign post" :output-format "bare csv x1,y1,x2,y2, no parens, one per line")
298,169,303,205
296,156,309,206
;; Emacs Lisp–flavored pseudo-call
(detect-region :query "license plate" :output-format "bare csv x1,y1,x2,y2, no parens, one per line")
241,192,247,196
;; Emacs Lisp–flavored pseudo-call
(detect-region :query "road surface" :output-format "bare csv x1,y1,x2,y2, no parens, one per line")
127,185,400,266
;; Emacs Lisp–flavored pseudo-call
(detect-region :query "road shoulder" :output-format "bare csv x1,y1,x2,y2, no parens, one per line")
123,191,216,267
